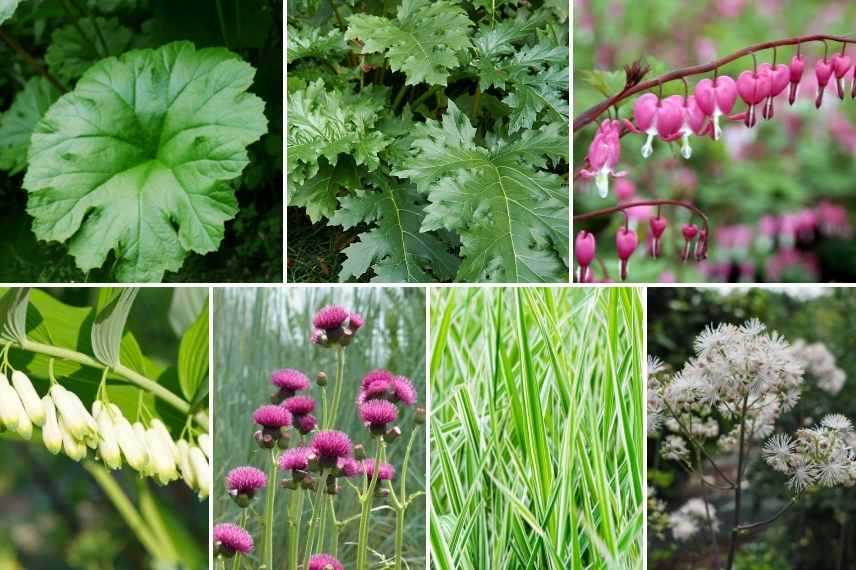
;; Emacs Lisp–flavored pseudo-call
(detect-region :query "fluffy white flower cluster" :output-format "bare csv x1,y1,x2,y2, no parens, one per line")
763,414,856,492
0,370,210,499
647,486,670,539
648,320,805,461
789,339,846,395
668,498,718,542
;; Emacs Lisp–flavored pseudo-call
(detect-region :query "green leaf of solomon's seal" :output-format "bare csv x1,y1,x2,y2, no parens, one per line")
24,41,268,282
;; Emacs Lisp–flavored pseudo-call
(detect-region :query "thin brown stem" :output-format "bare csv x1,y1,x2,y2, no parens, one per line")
725,395,750,570
574,34,856,133
0,29,66,93
574,199,711,235
736,496,799,532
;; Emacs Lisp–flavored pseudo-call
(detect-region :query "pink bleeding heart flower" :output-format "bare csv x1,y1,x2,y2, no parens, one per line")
788,54,805,105
851,63,856,99
630,93,683,158
694,229,709,260
681,224,698,261
737,67,772,127
815,58,834,108
614,178,635,201
649,217,667,258
831,53,852,99
668,95,708,159
694,75,738,140
575,231,596,282
615,228,638,282
757,62,789,119
579,119,626,198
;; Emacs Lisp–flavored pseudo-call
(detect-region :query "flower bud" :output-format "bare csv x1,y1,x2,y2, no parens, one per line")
281,479,298,490
96,406,123,469
414,406,426,425
41,396,63,454
109,404,149,471
353,444,367,460
59,418,87,461
0,374,22,430
384,426,402,443
199,433,212,461
11,371,45,426
316,371,327,387
146,426,179,484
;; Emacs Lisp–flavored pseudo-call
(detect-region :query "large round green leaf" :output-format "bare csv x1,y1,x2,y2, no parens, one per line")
24,41,268,282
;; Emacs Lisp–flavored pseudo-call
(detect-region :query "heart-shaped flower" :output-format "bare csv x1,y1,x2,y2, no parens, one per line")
815,58,834,108
681,223,699,261
694,75,737,140
757,62,789,119
649,216,668,258
631,93,684,158
831,53,853,99
787,54,805,105
579,119,627,198
615,227,638,281
737,68,772,127
575,231,596,282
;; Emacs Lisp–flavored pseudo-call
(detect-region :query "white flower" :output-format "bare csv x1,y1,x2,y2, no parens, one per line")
109,404,148,471
176,439,196,489
94,403,122,470
662,435,690,461
762,433,794,473
0,374,23,430
145,425,179,484
198,433,212,461
41,395,63,455
58,417,87,461
788,460,819,492
50,385,95,441
189,446,210,499
11,371,45,426
821,414,853,432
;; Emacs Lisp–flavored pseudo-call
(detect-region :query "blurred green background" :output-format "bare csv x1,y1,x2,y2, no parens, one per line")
213,287,426,568
648,287,856,569
574,0,856,283
0,288,208,570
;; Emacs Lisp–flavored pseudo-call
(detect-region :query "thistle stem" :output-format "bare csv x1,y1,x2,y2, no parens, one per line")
288,489,305,570
261,449,278,570
327,346,346,429
233,510,247,570
357,439,384,570
303,468,329,570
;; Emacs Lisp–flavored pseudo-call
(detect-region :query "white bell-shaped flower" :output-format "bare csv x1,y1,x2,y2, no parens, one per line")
109,404,148,471
189,446,210,499
11,371,45,426
95,404,122,470
41,395,63,455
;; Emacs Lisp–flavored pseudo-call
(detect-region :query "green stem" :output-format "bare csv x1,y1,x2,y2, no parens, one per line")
327,347,346,429
288,490,305,570
215,0,230,48
392,85,409,111
393,505,405,570
472,85,482,119
303,469,329,570
261,449,278,570
232,510,247,570
357,440,384,570
410,86,438,110
12,338,206,428
331,503,340,558
83,461,161,557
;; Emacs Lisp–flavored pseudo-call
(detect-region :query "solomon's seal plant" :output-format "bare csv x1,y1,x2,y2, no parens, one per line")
648,319,856,570
0,1,279,282
287,0,569,282
0,286,210,567
215,304,424,570
574,34,856,282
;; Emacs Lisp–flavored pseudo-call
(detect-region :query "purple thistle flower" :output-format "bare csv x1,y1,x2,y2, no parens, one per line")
310,329,326,346
279,446,312,471
271,369,310,392
392,376,417,406
226,466,267,494
362,380,392,401
296,413,317,434
313,306,350,330
213,523,253,557
359,399,398,435
253,405,292,429
312,431,352,467
349,313,364,330
361,369,395,390
362,459,396,481
308,553,344,570
283,395,316,416
337,456,362,478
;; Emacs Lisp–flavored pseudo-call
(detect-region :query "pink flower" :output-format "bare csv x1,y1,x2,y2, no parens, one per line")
831,53,853,99
349,313,365,330
391,376,417,406
788,54,805,105
311,431,352,467
311,306,362,346
681,224,698,261
253,405,292,429
575,231,596,282
337,457,362,477
279,446,312,471
313,306,350,330
579,119,626,198
737,67,772,127
614,178,635,201
271,369,310,393
213,523,254,557
615,228,638,282
283,395,316,416
361,369,395,391
362,459,396,481
670,95,708,159
226,466,267,494
815,57,834,108
631,93,684,157
308,554,343,570
757,62,789,119
360,400,398,433
296,414,317,434
649,217,667,258
694,75,738,140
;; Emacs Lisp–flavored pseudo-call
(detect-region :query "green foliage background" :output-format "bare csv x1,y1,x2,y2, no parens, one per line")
213,287,426,568
574,0,856,283
648,287,856,569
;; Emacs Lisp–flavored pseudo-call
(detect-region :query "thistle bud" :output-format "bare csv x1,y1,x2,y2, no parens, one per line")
316,371,327,387
11,371,45,426
177,439,196,489
199,433,212,461
109,404,149,471
96,406,123,469
414,406,426,425
281,479,298,490
59,418,87,461
301,475,317,491
146,426,179,484
375,487,390,498
384,426,402,443
0,374,22,430
41,396,63,454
